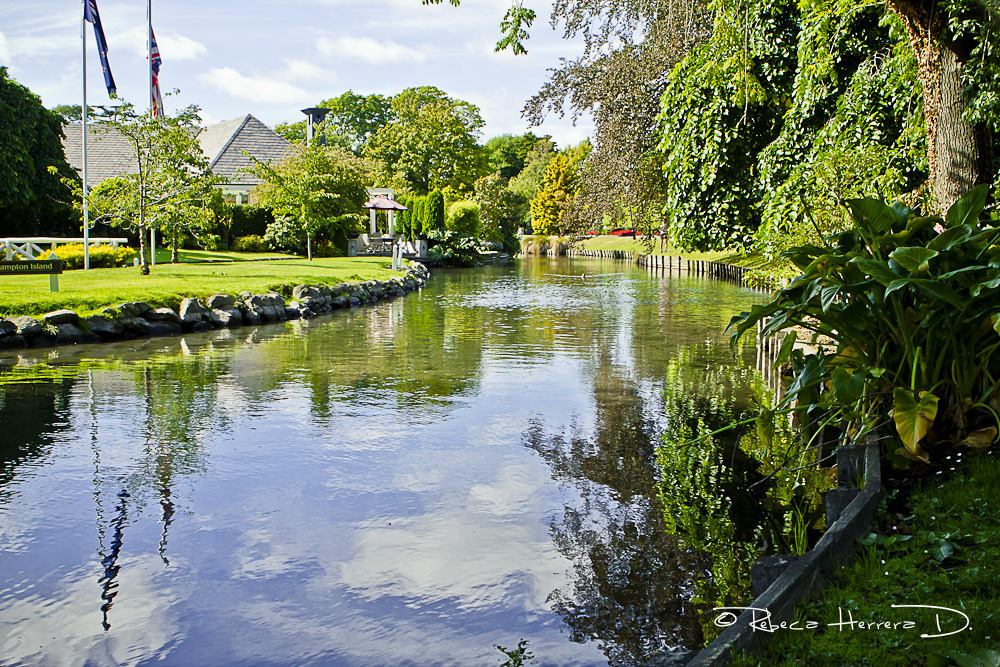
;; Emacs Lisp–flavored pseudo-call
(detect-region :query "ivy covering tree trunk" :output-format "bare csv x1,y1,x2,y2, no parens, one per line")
889,0,996,212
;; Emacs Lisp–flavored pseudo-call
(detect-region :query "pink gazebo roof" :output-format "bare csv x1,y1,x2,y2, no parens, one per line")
362,195,408,211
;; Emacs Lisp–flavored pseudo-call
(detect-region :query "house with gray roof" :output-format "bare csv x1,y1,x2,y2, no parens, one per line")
197,115,293,203
62,114,293,204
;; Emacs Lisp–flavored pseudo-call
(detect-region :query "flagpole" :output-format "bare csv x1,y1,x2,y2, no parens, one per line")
147,0,156,267
82,1,90,270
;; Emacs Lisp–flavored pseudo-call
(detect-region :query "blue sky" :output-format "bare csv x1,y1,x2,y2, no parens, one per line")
2,0,594,149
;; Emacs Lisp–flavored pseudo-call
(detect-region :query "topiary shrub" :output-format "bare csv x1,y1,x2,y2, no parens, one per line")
446,201,480,236
425,189,445,233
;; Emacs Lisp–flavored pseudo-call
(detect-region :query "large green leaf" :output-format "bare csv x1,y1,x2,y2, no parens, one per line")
892,388,939,460
907,279,962,304
820,285,840,312
851,257,902,285
889,247,938,272
937,265,985,280
884,278,912,297
832,367,865,406
848,197,897,235
945,184,990,228
927,225,972,252
784,355,823,403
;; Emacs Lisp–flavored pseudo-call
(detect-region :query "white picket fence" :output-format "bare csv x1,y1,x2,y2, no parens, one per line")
0,237,128,261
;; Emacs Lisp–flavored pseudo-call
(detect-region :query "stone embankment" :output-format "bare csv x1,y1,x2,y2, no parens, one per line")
0,263,429,350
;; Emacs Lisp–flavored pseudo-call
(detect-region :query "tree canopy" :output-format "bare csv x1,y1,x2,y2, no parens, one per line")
529,140,591,234
484,133,547,181
84,102,218,273
365,86,487,195
250,144,370,259
439,0,997,252
0,67,77,236
275,91,394,155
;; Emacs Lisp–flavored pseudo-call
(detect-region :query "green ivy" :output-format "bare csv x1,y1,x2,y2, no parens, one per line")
656,0,930,254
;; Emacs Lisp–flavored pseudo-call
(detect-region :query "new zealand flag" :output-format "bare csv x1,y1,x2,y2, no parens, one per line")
84,0,117,98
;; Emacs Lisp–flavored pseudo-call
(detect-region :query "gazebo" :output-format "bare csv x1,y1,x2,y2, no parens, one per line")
362,194,408,237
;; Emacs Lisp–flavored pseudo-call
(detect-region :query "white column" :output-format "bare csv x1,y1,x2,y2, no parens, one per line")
369,210,376,236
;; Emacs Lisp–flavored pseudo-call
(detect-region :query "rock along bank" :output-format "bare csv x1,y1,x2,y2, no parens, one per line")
0,263,430,350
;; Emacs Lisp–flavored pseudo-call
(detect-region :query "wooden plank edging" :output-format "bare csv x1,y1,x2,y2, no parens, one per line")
684,443,881,666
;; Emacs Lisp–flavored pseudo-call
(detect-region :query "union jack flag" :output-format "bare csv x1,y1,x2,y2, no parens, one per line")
150,29,163,117
84,0,117,98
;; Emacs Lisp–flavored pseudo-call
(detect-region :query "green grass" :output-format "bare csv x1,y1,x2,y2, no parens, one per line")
732,451,1000,666
574,235,770,268
152,248,295,263
0,256,398,317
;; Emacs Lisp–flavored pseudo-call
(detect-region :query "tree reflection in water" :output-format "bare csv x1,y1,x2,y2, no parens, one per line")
522,359,708,665
86,356,227,630
522,338,825,664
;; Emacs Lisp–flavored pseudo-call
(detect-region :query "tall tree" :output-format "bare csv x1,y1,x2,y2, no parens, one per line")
484,133,546,180
80,102,217,273
886,0,998,210
0,68,77,236
365,86,487,195
249,144,370,259
529,141,591,234
522,0,712,231
425,188,446,233
508,138,557,202
474,172,528,252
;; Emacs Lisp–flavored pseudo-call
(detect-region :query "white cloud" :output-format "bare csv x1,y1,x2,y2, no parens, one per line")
198,67,312,105
316,36,428,64
280,58,338,84
121,28,207,62
157,34,208,61
0,31,9,63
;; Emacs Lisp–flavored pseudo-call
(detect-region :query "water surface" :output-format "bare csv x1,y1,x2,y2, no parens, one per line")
0,257,762,666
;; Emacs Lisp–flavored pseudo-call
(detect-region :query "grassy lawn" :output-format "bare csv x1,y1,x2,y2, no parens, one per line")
0,256,398,318
732,451,1000,666
152,248,295,263
573,235,775,270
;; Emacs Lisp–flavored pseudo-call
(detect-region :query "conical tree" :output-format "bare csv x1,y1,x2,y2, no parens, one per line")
426,189,445,233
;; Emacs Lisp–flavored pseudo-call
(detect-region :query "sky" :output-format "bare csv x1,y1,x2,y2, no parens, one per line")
2,0,595,149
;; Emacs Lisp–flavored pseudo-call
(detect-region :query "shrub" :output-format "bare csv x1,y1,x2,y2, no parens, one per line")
446,201,480,236
727,185,1000,466
426,229,482,267
425,189,445,233
231,235,268,253
43,243,134,269
410,196,427,237
262,217,304,254
313,240,345,257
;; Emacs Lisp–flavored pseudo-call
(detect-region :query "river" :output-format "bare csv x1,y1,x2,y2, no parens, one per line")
0,257,764,666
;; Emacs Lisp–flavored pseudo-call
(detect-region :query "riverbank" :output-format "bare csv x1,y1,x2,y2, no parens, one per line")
0,256,400,318
519,235,791,287
0,261,429,350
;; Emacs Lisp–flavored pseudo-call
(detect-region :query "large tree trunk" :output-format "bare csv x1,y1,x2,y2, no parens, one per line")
889,0,994,213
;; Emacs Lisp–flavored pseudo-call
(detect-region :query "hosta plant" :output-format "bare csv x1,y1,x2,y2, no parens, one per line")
727,185,1000,465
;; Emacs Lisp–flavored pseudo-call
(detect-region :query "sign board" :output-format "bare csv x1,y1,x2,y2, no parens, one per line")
0,260,64,275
